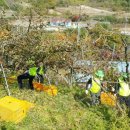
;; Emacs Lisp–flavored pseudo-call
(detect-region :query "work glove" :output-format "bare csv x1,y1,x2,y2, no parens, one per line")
44,74,47,78
85,90,89,95
114,93,117,97
111,87,115,92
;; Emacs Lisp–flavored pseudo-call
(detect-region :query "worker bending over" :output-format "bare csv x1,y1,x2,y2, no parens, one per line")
116,73,130,107
85,70,104,105
17,62,45,90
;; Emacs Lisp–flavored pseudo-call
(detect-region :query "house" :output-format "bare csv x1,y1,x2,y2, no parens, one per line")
121,31,130,36
49,18,72,28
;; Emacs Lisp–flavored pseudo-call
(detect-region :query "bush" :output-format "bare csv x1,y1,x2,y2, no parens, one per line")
100,22,112,30
0,0,7,8
10,4,23,12
0,0,5,6
93,15,127,24
93,15,117,23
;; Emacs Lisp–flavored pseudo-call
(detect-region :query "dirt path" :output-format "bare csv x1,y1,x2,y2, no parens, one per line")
56,5,114,16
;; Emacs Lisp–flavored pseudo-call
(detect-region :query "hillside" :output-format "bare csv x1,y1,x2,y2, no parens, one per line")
0,0,130,130
0,86,130,130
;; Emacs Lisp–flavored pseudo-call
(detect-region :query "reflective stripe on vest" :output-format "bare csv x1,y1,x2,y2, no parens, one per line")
90,78,101,93
38,67,44,75
119,78,130,97
29,67,38,76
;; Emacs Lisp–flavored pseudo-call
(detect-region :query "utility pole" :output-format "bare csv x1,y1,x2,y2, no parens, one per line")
77,23,80,43
77,5,81,43
123,15,129,81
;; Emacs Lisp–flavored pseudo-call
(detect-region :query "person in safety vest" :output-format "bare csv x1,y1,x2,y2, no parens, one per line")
17,62,46,90
116,72,130,107
85,69,104,105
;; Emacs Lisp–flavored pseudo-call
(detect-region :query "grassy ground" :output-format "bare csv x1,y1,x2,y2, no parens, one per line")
0,84,130,130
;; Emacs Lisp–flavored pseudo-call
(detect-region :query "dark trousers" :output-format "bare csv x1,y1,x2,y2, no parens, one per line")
90,92,100,105
118,95,130,107
17,72,35,90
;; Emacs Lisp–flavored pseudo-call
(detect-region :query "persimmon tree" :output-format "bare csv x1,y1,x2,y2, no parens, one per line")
1,20,129,84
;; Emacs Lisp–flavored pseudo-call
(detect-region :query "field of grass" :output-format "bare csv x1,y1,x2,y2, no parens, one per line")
0,84,130,130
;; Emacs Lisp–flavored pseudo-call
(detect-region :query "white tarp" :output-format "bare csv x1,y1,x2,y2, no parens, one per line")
74,60,130,83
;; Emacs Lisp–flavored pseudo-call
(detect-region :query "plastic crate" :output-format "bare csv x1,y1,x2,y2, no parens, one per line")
7,75,17,84
43,85,58,96
0,96,34,123
33,82,58,96
100,92,117,107
33,82,44,91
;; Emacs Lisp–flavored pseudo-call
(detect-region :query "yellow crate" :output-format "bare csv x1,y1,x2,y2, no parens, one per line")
33,82,58,96
33,82,44,91
43,85,58,96
0,96,34,123
100,92,117,107
7,75,17,84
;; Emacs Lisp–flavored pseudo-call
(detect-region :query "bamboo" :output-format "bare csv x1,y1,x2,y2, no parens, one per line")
0,63,11,96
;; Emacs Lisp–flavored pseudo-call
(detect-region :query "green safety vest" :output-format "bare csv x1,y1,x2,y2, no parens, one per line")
90,77,101,94
29,67,44,76
118,78,130,97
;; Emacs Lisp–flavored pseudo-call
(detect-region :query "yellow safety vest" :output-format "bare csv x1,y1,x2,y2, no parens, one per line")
29,67,37,76
118,78,130,97
29,67,44,76
90,77,101,94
